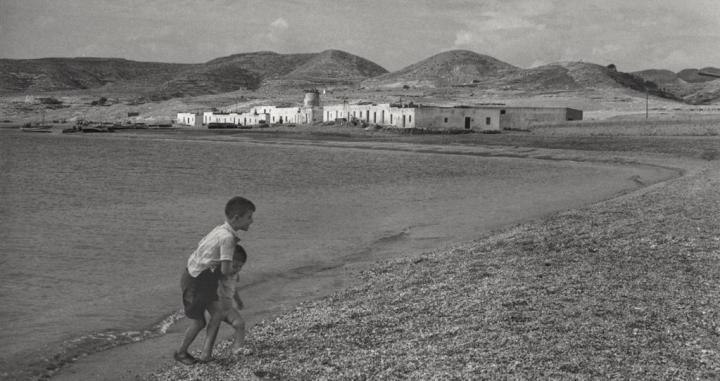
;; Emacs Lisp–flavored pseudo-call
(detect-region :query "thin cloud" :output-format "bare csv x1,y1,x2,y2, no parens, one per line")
267,17,290,44
270,17,289,30
454,31,474,46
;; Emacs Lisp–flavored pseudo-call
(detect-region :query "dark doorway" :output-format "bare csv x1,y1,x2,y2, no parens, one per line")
464,117,471,129
402,115,406,127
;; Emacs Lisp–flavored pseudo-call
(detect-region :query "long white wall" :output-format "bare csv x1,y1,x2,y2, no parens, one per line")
499,107,579,129
203,111,268,126
322,103,392,125
415,107,501,131
184,104,577,130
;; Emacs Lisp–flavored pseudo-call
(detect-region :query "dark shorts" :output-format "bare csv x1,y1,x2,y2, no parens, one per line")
180,268,220,321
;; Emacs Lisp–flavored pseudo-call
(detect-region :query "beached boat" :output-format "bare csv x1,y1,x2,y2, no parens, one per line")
21,126,53,133
62,126,81,133
81,125,114,133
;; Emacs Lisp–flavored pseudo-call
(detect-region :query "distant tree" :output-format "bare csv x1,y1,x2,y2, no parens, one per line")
39,97,62,105
91,96,108,106
607,64,617,71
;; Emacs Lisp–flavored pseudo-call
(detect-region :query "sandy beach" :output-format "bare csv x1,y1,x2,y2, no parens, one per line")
153,160,717,380
37,127,719,381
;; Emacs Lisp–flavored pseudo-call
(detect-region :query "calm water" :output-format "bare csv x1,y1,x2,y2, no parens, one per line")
0,130,669,379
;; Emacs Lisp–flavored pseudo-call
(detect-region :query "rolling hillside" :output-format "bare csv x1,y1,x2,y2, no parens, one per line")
284,49,387,81
0,50,387,97
634,67,720,104
204,51,315,78
361,52,685,102
490,62,634,91
362,50,517,88
0,57,191,94
678,67,720,83
1,49,717,104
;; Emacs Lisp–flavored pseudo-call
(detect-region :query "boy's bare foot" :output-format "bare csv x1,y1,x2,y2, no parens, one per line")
196,356,212,364
173,351,197,365
232,347,254,356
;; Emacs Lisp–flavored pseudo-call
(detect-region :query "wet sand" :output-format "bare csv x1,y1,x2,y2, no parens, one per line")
47,135,679,381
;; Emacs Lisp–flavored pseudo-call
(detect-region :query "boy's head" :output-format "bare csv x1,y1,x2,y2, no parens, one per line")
225,196,255,232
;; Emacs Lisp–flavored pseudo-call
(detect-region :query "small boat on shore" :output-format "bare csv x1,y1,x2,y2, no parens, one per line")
62,126,81,133
21,126,53,133
81,125,114,133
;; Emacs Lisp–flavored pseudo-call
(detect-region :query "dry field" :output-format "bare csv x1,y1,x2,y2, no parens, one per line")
532,118,720,137
148,126,720,380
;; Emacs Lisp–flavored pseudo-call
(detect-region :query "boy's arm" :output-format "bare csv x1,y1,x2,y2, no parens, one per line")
219,236,236,276
220,260,235,276
233,290,244,309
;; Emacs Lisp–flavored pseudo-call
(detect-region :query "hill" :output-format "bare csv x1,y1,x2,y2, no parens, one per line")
634,67,720,104
1,50,718,106
677,67,720,83
362,50,517,88
259,49,388,90
284,49,387,82
633,69,682,84
0,57,191,94
361,53,683,103
156,63,262,97
359,52,680,101
205,51,316,78
497,62,639,91
0,50,387,97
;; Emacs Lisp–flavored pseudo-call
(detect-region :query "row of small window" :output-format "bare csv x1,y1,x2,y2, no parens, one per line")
443,117,492,124
325,110,414,124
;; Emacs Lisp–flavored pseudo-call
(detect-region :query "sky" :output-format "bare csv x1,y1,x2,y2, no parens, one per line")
1,0,719,73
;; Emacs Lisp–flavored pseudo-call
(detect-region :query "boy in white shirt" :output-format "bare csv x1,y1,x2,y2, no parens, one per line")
174,196,255,365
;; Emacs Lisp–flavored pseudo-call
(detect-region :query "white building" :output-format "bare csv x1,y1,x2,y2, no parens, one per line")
202,111,269,127
204,112,240,125
176,112,202,128
320,103,499,131
414,106,501,130
249,105,277,115
178,90,580,131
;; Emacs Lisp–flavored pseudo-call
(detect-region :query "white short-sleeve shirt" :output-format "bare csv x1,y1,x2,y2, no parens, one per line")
186,222,241,277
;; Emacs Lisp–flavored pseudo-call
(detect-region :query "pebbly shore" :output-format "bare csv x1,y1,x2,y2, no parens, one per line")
145,133,720,380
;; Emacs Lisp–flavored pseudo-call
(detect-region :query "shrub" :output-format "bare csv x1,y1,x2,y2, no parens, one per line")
700,149,719,161
39,97,62,105
90,97,107,106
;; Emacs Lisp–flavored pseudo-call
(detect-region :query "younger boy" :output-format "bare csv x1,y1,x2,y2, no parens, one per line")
200,244,249,360
174,196,255,365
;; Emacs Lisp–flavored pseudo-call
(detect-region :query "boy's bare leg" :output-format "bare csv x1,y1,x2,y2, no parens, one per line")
199,301,225,361
175,318,205,364
225,308,248,354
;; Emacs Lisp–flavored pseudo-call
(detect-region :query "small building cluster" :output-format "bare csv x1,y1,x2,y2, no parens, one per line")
177,90,582,131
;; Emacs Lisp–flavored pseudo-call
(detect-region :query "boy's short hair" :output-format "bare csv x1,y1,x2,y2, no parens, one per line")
225,196,255,218
234,244,247,264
